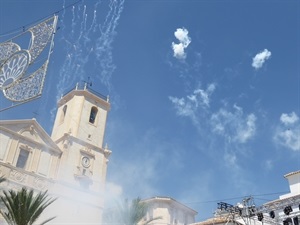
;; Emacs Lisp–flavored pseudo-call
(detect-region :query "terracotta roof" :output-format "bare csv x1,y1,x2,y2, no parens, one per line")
192,216,243,225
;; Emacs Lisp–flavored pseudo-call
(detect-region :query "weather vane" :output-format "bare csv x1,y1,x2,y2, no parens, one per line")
0,15,58,111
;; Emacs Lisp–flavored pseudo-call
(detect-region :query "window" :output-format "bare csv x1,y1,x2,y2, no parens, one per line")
89,106,98,124
16,149,29,169
60,105,67,123
0,132,9,160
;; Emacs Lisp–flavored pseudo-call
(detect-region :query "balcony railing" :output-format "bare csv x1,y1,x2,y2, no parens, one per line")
62,82,109,102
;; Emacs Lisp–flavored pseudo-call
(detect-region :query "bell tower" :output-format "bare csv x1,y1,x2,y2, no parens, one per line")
52,83,110,148
50,83,111,224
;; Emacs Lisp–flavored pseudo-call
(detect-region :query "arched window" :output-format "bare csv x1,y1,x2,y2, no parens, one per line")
60,105,67,123
89,106,98,124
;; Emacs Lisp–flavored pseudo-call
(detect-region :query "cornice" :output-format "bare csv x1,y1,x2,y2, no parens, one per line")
284,170,300,178
0,162,55,190
58,89,110,111
54,133,111,157
0,125,61,155
143,196,198,215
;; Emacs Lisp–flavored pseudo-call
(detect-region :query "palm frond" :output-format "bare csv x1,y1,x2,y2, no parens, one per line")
0,176,6,183
105,197,163,225
0,187,56,225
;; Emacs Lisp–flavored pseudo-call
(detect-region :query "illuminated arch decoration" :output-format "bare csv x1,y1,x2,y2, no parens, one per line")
0,15,58,104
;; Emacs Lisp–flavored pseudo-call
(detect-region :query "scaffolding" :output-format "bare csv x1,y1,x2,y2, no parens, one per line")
215,196,300,225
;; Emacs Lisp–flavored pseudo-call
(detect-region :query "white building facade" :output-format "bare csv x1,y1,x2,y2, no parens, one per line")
0,84,111,224
259,171,300,225
142,197,197,225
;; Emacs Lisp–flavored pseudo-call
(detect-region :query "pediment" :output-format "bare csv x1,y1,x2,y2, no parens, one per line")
0,119,61,154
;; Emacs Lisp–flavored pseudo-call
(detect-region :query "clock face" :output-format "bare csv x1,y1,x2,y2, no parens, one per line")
81,156,90,168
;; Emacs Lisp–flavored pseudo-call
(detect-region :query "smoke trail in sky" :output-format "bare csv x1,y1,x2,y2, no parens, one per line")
95,0,124,91
55,0,124,99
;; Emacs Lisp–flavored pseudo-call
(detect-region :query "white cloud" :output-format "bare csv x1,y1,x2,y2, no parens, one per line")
172,28,191,60
174,28,191,44
172,43,186,59
193,83,216,107
264,160,274,171
236,114,256,143
252,49,271,69
274,112,300,151
224,151,238,169
210,105,256,144
274,129,300,151
280,112,299,125
169,96,195,117
169,84,215,124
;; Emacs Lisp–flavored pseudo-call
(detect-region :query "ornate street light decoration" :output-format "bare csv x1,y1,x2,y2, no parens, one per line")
0,15,58,109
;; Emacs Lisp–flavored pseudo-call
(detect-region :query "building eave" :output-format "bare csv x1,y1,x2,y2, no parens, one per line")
261,193,300,210
142,196,198,215
0,119,62,154
284,170,300,178
54,133,111,157
58,89,110,111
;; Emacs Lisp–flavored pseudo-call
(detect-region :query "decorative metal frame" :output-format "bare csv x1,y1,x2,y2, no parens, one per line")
0,15,58,109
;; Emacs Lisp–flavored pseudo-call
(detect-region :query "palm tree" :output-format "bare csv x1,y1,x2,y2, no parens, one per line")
0,176,6,211
0,187,56,225
104,197,162,225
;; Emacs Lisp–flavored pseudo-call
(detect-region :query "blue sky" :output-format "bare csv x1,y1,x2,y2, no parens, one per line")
0,0,299,221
